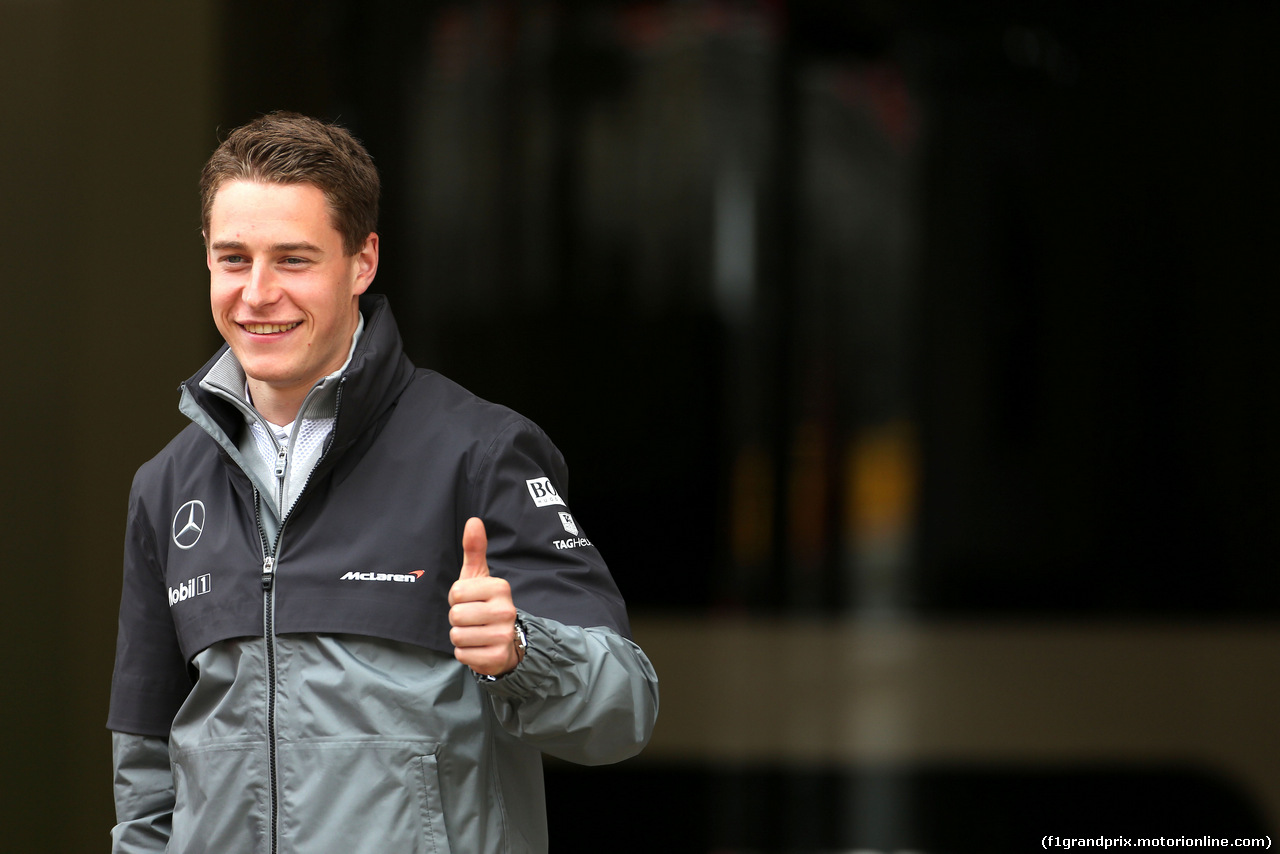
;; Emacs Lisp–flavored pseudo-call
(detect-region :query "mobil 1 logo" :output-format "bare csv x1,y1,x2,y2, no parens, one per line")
169,574,211,607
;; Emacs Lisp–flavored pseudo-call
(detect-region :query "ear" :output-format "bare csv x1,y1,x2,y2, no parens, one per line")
352,232,379,296
203,231,213,271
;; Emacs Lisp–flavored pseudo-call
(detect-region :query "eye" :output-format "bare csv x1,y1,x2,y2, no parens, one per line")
220,254,247,265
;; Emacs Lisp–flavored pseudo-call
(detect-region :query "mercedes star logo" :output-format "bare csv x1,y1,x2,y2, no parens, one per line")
172,500,206,550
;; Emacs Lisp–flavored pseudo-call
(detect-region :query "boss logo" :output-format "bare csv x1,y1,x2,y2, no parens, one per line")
526,477,566,508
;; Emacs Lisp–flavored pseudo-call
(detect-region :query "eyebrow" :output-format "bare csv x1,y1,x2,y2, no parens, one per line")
209,240,325,253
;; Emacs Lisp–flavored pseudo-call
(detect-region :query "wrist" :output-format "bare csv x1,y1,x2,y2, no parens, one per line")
475,616,528,683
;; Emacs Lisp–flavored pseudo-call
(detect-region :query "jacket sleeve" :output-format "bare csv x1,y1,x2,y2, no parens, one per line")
479,612,659,765
471,418,635,639
110,732,174,853
108,478,194,735
469,417,658,764
109,475,189,851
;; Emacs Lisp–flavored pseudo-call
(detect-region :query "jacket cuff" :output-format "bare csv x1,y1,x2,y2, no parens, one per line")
475,611,563,700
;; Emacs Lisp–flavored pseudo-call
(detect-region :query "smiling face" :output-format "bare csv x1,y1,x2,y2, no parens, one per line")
206,179,378,423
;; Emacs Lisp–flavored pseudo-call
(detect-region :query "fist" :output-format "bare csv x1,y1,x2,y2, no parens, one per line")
448,517,521,677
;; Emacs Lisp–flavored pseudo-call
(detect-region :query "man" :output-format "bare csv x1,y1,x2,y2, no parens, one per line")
108,112,659,853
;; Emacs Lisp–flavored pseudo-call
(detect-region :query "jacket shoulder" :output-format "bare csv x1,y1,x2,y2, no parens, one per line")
130,422,221,501
401,369,539,437
392,369,566,486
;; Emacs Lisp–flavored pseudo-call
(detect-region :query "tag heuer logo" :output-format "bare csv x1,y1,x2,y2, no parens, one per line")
559,512,578,536
526,477,566,508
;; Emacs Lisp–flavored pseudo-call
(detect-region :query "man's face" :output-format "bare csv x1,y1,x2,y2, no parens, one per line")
206,180,377,403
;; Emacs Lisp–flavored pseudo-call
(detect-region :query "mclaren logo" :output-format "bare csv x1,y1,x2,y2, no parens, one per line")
340,570,425,584
172,500,206,550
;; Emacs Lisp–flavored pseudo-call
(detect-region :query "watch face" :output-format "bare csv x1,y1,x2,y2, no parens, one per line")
514,620,528,665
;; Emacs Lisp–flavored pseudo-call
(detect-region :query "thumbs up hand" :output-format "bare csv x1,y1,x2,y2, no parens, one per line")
449,517,522,677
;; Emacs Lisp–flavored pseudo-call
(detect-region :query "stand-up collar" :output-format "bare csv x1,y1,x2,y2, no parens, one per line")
181,293,418,460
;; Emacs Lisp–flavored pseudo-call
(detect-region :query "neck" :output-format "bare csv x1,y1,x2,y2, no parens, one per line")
247,379,311,426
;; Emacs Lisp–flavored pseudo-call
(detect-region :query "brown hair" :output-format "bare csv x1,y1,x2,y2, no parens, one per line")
199,111,379,256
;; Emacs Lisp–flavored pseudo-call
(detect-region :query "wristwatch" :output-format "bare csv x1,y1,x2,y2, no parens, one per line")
513,616,528,664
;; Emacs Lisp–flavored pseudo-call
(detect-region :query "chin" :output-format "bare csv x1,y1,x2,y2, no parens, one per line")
237,358,292,385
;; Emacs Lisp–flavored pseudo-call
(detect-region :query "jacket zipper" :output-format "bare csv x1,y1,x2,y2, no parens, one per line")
255,380,345,854
253,491,279,854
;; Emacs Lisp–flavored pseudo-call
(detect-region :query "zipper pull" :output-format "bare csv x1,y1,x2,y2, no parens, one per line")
274,446,288,478
261,556,275,590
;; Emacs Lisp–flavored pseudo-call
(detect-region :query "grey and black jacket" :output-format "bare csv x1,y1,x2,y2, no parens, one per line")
108,294,659,853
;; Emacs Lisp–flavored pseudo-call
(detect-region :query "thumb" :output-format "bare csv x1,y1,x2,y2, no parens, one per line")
459,517,490,580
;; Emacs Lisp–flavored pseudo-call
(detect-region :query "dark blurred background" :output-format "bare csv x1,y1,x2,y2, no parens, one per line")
3,1,1278,851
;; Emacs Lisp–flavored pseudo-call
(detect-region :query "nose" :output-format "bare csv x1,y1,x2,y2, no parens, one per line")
241,260,281,309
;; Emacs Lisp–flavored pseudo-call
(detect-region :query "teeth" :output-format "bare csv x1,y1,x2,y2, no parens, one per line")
244,322,300,334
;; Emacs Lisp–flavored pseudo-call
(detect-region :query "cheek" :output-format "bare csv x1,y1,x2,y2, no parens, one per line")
209,284,241,321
